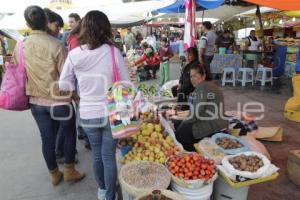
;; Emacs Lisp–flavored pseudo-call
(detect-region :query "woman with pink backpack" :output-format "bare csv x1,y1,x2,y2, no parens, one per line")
10,6,85,186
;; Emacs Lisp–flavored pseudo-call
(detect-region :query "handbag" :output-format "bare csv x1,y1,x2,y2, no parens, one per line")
0,41,29,111
107,46,141,139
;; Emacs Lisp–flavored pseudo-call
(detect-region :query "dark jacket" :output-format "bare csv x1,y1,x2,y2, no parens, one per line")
178,60,198,102
186,81,228,139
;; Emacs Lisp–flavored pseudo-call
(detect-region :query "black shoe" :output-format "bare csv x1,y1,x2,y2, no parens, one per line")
78,134,85,140
85,143,91,150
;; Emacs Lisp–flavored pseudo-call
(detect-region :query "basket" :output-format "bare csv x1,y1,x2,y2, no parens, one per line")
119,161,171,197
134,190,185,200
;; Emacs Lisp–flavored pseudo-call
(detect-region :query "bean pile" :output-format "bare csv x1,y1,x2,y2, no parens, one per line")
229,155,264,172
216,138,243,149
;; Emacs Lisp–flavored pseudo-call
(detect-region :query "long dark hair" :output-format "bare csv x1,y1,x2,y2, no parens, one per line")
24,6,47,31
78,11,113,50
186,46,199,62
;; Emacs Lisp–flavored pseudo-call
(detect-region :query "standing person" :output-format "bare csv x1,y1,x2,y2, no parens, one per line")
22,5,85,186
158,37,174,86
62,13,81,46
44,8,64,38
66,19,91,150
59,10,130,200
247,30,260,51
124,28,136,52
199,21,217,80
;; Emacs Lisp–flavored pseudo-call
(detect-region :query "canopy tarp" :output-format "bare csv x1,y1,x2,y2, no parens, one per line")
243,0,300,11
156,0,224,13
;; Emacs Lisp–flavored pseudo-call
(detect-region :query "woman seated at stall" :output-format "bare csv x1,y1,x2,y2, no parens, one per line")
130,46,160,79
175,64,228,151
174,47,199,110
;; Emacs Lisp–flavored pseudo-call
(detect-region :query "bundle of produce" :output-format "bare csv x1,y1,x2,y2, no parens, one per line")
167,153,218,189
121,122,182,164
211,133,249,155
218,151,279,182
135,190,184,200
196,138,225,164
119,161,171,197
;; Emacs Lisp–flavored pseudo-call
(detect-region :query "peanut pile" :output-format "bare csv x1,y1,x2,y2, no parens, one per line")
229,155,264,172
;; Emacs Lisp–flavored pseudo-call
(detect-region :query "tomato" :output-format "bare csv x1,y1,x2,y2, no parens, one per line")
174,166,179,172
192,176,198,180
193,171,199,176
201,164,208,170
201,170,206,176
187,172,193,177
184,168,189,173
205,170,211,175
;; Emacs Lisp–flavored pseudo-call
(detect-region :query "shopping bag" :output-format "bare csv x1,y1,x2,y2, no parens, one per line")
0,41,29,111
108,46,141,139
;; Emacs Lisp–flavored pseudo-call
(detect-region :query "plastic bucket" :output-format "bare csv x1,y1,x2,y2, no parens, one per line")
219,48,226,55
171,181,213,200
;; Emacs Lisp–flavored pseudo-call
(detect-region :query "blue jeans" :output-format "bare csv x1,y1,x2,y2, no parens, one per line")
30,104,77,171
56,103,89,157
80,118,117,200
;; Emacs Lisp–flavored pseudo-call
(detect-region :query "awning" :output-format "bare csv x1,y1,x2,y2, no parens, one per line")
156,0,224,13
243,0,300,11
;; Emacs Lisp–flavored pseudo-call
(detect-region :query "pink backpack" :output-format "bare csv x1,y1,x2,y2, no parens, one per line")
0,41,29,111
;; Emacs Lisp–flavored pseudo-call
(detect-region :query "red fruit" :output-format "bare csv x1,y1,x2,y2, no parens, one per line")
184,168,189,173
186,163,191,168
201,170,206,176
193,171,199,176
192,176,198,180
171,169,176,175
179,173,184,178
185,156,190,162
184,176,190,180
205,170,211,175
187,172,193,177
201,164,208,170
174,166,179,172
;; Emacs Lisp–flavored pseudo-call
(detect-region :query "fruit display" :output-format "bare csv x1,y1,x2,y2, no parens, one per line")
121,123,181,164
137,84,157,97
167,153,216,181
216,138,243,149
139,111,158,123
160,90,173,98
229,154,264,172
118,137,135,147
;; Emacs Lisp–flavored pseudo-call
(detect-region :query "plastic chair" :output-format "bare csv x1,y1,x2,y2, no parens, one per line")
222,67,236,86
237,68,254,87
255,67,273,86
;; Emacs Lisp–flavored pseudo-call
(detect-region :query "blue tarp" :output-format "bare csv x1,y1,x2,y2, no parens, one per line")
156,0,224,13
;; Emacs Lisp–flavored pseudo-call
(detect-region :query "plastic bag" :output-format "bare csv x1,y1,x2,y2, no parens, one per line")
197,138,225,165
219,151,278,181
211,133,249,155
241,134,271,160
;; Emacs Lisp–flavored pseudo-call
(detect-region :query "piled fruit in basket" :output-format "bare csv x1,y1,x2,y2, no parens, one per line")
229,154,264,172
167,153,216,181
216,138,243,149
121,123,181,164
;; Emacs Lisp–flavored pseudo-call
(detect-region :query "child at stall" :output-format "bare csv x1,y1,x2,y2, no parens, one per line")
158,37,174,86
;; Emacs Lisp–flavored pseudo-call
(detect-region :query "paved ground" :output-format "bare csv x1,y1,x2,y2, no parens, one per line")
0,62,299,200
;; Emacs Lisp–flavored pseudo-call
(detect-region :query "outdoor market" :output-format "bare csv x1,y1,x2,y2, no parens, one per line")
0,0,299,200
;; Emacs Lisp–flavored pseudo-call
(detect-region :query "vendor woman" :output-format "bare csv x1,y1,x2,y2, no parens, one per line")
176,47,199,109
175,64,228,151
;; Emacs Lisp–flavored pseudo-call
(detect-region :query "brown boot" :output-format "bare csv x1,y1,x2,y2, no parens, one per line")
50,168,63,186
63,163,85,182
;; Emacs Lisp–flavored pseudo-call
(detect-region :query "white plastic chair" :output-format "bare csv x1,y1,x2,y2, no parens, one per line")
255,67,273,86
237,68,254,87
222,67,236,86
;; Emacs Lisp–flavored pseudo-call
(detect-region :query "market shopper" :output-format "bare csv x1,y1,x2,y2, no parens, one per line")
44,8,64,38
62,13,81,46
158,37,174,86
124,28,136,52
199,21,216,80
175,64,228,151
22,5,85,186
59,10,130,200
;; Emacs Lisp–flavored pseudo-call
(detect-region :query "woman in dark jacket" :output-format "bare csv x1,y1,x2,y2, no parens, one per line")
177,47,199,109
175,64,228,151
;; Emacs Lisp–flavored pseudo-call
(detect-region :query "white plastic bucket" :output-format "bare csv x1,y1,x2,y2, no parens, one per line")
171,181,213,200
